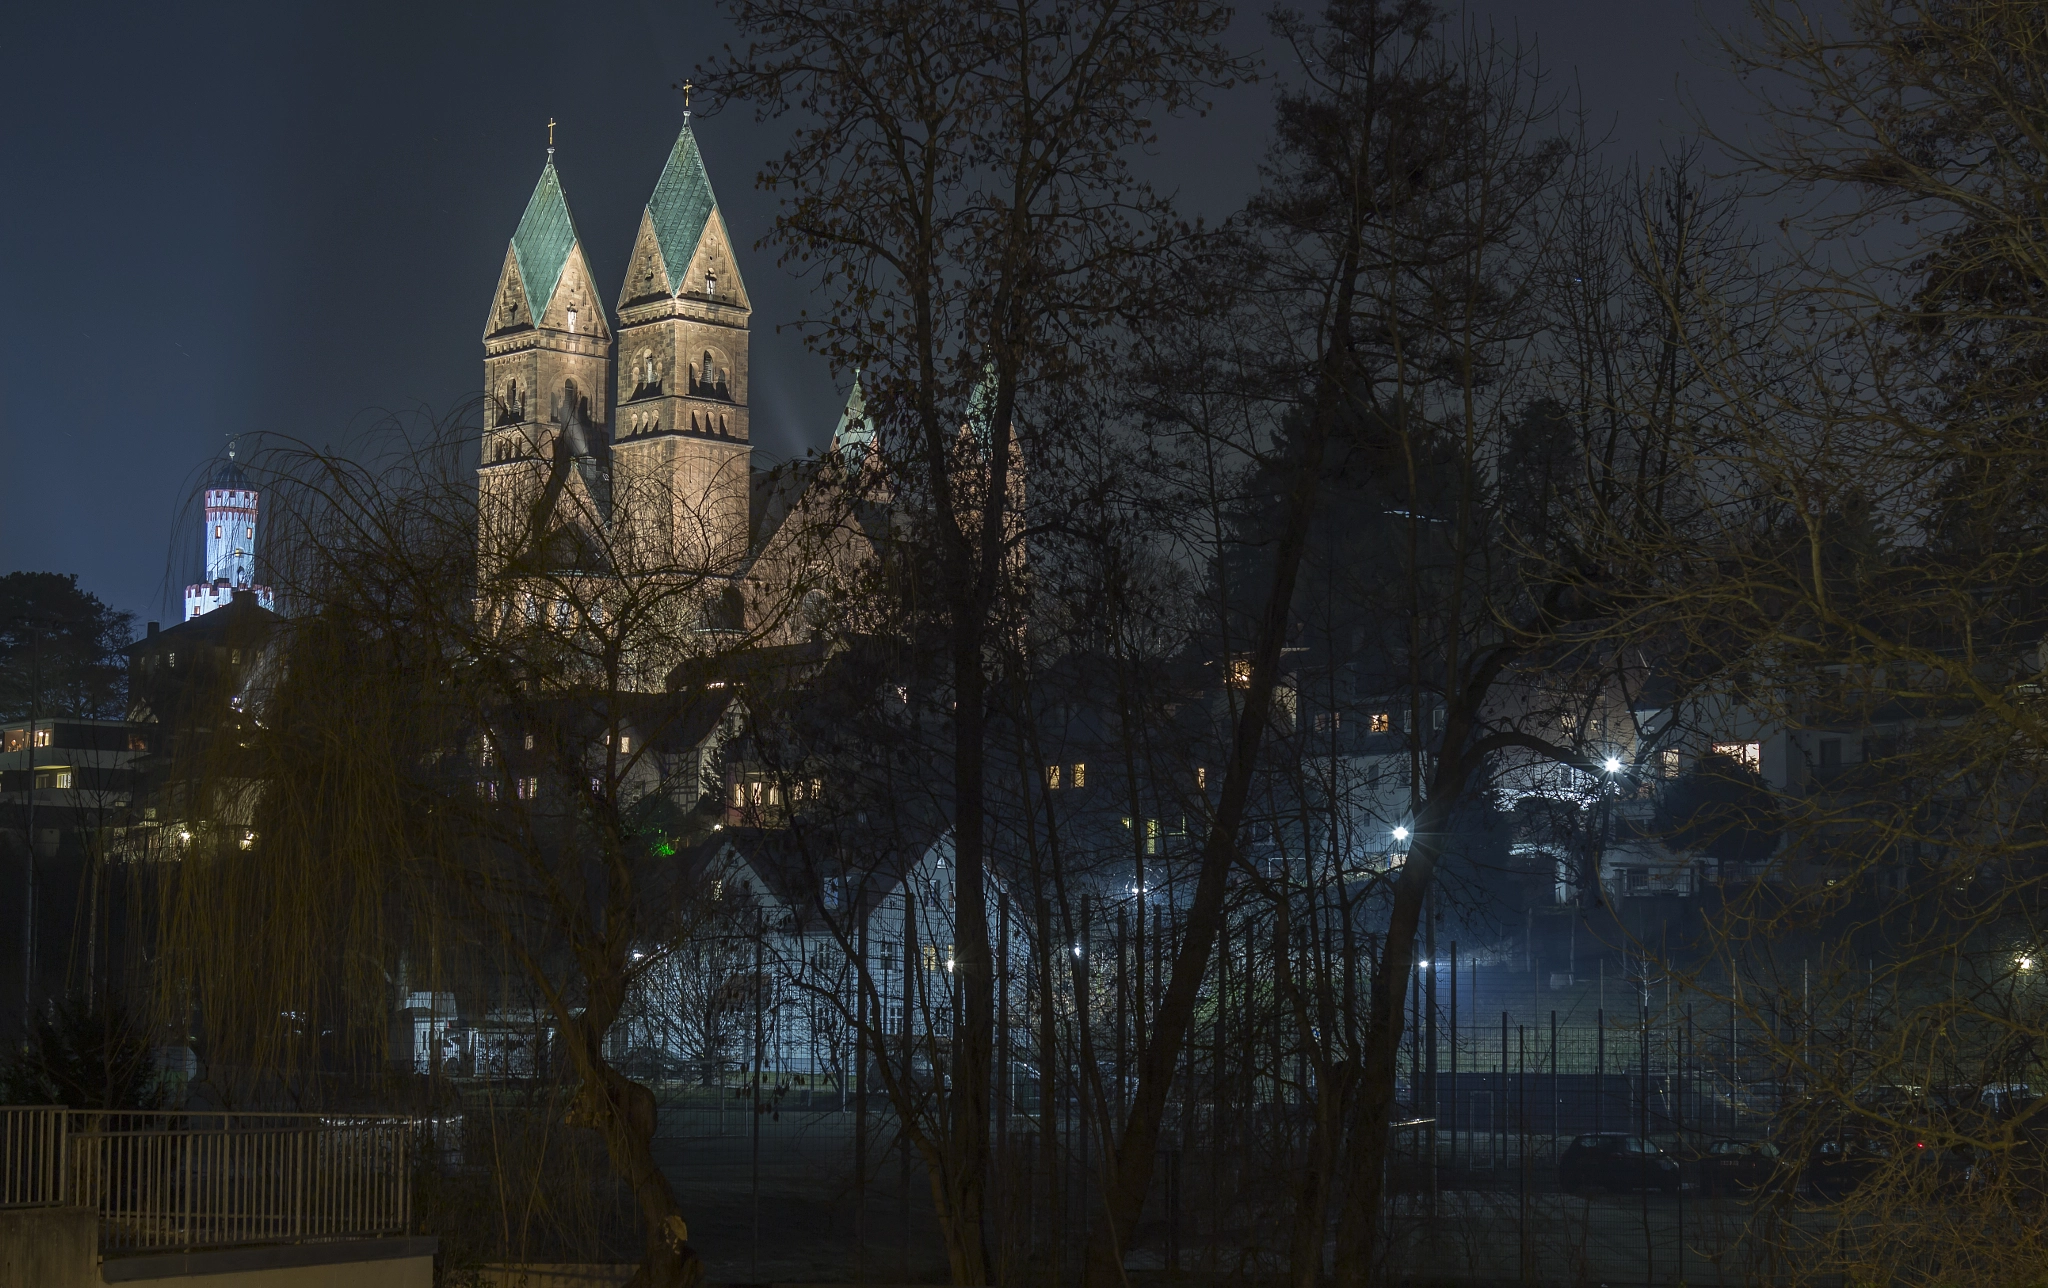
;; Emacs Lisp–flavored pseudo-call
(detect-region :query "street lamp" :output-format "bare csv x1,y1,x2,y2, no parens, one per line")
1603,756,1622,774
1392,826,1410,843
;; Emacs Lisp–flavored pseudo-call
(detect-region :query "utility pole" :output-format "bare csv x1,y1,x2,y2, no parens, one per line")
20,627,41,1033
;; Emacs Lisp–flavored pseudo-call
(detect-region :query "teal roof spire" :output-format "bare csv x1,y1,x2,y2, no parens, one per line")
511,158,581,319
646,123,720,295
831,375,876,468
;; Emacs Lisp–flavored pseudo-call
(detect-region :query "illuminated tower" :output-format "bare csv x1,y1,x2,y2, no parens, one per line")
478,144,613,579
611,113,752,572
184,443,276,620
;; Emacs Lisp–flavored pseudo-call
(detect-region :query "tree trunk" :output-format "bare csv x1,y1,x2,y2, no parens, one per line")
1290,1061,1353,1288
1330,775,1465,1285
1081,383,1341,1287
565,1012,704,1288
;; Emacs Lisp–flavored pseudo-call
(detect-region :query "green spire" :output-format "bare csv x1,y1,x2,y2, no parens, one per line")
511,160,580,319
646,125,720,295
831,375,875,467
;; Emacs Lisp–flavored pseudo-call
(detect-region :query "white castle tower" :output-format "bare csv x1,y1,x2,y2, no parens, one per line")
184,442,276,620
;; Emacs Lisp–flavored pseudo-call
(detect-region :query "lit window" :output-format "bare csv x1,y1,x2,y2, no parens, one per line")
1712,741,1762,772
33,728,49,748
1228,657,1252,689
731,784,745,807
246,526,253,539
619,735,631,754
1046,764,1061,790
229,648,240,664
922,944,941,972
1370,713,1391,734
478,780,498,801
214,525,222,538
1147,818,1160,855
1661,750,1681,778
523,733,535,750
1196,766,1207,790
1071,763,1086,788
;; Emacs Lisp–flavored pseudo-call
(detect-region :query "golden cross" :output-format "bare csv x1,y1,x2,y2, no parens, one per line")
681,80,695,111
547,118,556,148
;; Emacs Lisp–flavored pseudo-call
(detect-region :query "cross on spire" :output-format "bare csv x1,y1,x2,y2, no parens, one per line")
547,117,556,157
677,79,695,122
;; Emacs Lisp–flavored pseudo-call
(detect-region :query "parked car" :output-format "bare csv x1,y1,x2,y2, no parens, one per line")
1801,1132,1891,1199
1699,1138,1782,1196
1560,1132,1681,1194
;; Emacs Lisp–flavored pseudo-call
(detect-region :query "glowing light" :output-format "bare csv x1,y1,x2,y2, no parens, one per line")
2021,956,2036,972
1603,757,1622,774
1392,826,1410,842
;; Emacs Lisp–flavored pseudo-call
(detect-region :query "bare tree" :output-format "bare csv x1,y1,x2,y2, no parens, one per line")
146,417,796,1288
705,2,1242,1278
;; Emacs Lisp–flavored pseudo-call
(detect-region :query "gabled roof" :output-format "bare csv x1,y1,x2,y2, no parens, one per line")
124,592,282,656
645,125,719,295
510,160,581,319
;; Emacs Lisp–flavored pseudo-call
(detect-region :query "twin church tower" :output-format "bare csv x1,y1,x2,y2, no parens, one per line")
479,115,756,577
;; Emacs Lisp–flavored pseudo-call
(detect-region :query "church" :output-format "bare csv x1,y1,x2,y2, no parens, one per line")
474,112,878,676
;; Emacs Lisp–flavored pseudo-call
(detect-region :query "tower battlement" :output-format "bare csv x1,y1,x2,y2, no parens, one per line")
185,449,275,621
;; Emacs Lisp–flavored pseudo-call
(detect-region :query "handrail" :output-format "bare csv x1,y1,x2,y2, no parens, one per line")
1,1105,413,1252
0,1105,67,1207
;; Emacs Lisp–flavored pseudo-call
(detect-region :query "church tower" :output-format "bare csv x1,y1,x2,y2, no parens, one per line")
479,151,613,576
611,119,752,573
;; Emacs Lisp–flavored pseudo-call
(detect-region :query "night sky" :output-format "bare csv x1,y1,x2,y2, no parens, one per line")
0,1,1737,628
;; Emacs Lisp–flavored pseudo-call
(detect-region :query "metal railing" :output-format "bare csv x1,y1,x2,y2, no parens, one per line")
0,1108,411,1253
1,1105,68,1206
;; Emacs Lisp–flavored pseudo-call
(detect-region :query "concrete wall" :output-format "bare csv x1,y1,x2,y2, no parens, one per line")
0,1206,98,1288
100,1237,436,1288
478,1267,636,1288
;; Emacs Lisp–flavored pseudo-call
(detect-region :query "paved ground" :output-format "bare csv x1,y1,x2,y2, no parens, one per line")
648,1107,1786,1285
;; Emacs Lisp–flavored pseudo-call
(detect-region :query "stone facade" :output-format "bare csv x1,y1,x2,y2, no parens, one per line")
478,125,755,591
